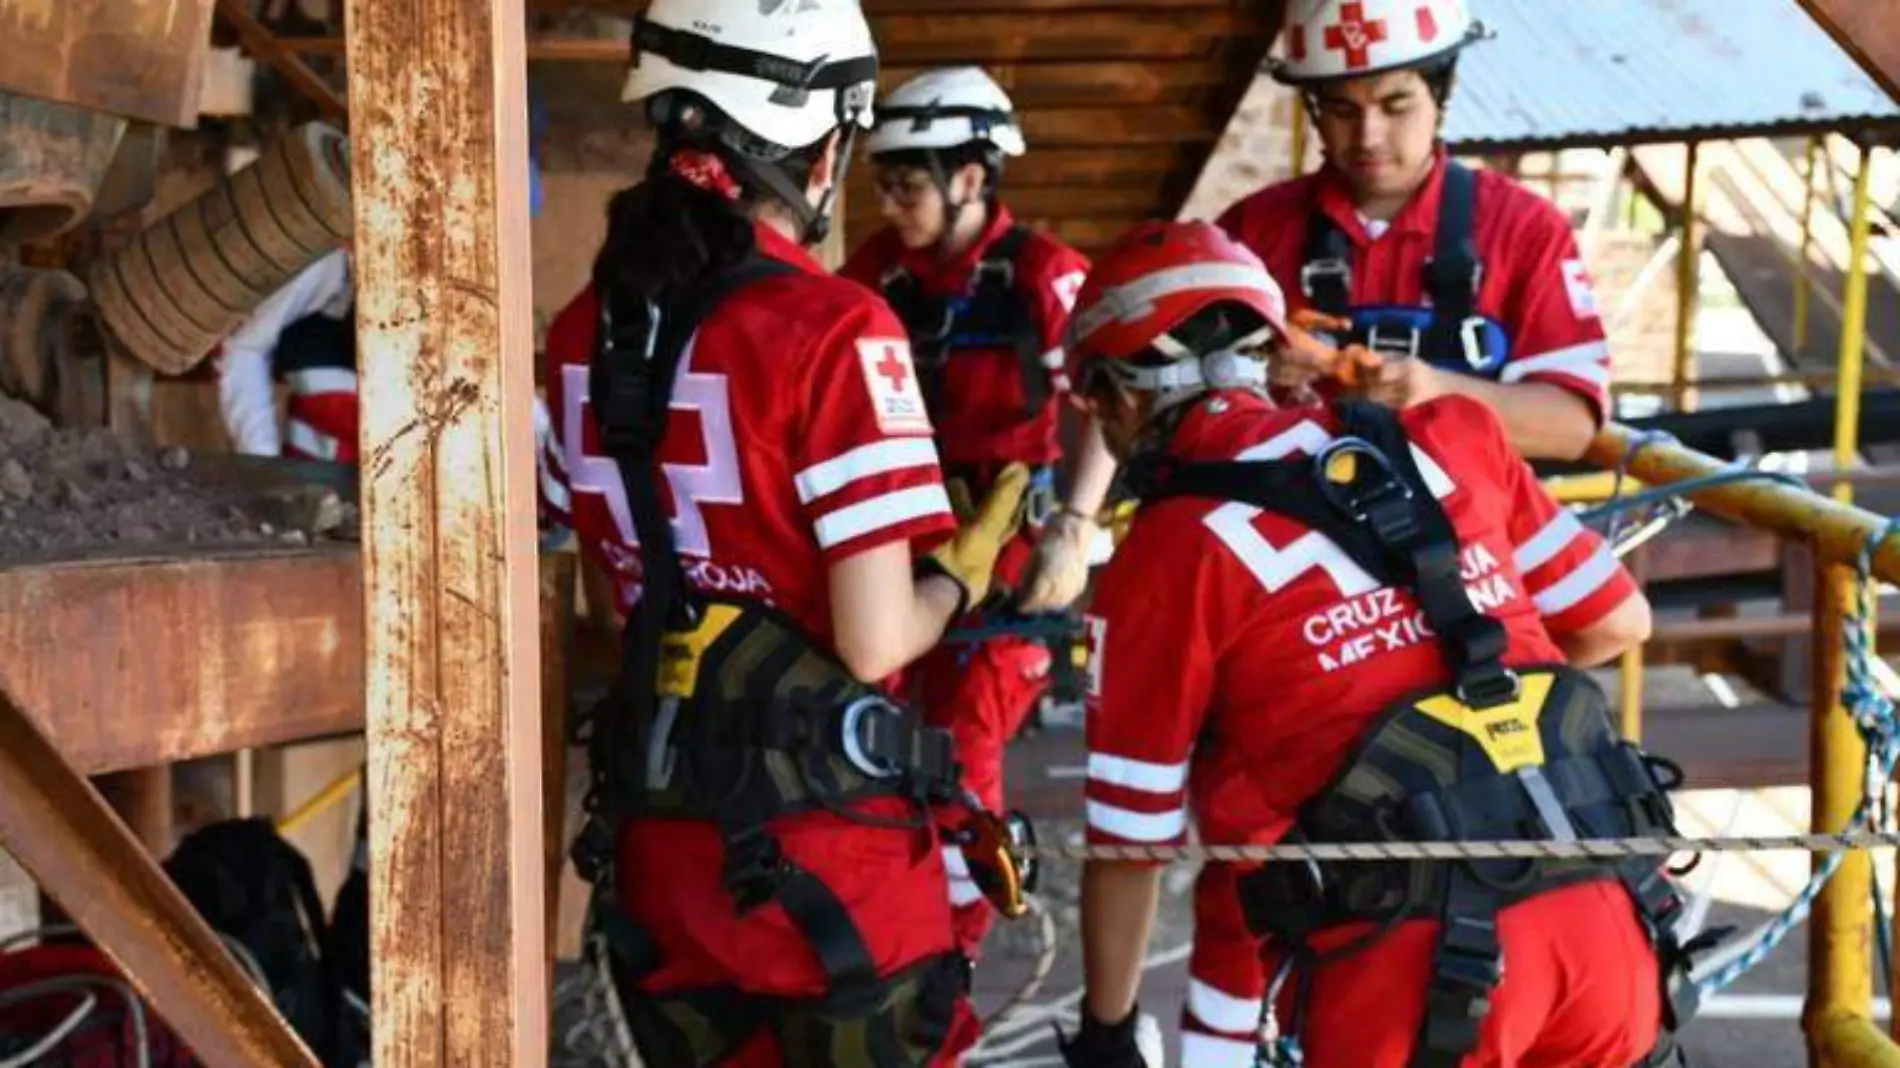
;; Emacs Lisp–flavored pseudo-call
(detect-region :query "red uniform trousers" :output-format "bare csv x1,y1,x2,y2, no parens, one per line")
613,802,980,1068
1186,869,1661,1068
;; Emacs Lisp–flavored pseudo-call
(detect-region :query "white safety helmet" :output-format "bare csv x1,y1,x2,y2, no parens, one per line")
1268,0,1486,85
865,67,1027,158
621,0,878,151
620,0,878,244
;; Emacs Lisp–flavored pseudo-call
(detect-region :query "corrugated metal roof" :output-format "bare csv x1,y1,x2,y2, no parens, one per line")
1442,0,1900,151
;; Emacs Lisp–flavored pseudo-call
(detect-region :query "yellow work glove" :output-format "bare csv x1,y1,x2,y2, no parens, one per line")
925,463,1031,614
1016,507,1099,613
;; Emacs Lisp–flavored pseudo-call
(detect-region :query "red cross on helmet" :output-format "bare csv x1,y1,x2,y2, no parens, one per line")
1270,0,1487,85
1066,221,1289,406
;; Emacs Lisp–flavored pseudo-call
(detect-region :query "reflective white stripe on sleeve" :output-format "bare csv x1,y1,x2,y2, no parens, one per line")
795,437,941,503
285,420,342,461
1040,345,1067,369
1533,543,1621,616
539,457,572,514
1087,752,1189,795
1500,341,1611,386
284,367,359,396
812,484,952,549
941,846,983,907
1181,1031,1258,1068
1086,800,1187,843
1188,978,1264,1034
1513,509,1587,574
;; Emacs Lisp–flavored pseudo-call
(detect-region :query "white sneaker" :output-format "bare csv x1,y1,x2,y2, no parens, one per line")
1136,1011,1165,1068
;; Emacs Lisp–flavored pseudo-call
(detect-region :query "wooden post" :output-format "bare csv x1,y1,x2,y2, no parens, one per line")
342,1,547,1065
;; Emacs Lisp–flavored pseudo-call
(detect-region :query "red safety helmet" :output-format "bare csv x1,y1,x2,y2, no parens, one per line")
1067,220,1289,404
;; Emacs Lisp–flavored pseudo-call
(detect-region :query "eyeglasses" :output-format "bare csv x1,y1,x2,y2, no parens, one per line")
873,170,936,206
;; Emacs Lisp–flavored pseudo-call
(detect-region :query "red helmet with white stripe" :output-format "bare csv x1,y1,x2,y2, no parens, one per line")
1269,0,1486,86
1067,221,1288,407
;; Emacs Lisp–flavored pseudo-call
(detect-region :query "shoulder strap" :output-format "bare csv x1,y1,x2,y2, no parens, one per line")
1139,401,1516,705
1302,190,1354,317
978,225,1052,418
586,254,797,803
1421,161,1485,370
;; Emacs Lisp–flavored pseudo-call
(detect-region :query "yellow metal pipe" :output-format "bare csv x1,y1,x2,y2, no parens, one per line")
1810,559,1875,1063
275,765,363,837
1543,469,1647,504
1836,142,1875,509
1618,645,1643,742
1673,142,1702,413
1795,134,1822,357
1584,423,1900,585
1809,1010,1900,1067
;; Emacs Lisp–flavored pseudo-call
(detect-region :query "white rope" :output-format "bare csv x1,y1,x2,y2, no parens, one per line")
1027,830,1900,864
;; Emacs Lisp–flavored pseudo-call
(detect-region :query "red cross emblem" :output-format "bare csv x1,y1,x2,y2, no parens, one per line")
1322,2,1388,70
874,347,911,391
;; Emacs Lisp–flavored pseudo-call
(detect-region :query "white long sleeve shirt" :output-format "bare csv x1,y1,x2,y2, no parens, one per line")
218,249,353,456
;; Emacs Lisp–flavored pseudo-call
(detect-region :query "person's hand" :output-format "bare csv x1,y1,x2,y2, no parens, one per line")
1016,509,1098,612
1357,353,1446,409
924,464,1031,613
1270,309,1350,394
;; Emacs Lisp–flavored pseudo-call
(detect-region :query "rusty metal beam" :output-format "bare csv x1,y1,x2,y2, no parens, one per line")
0,685,317,1067
344,0,546,1062
0,547,365,774
213,0,348,123
1794,0,1900,104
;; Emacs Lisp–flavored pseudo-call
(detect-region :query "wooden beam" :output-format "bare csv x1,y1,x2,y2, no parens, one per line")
0,685,317,1067
0,0,216,127
1001,145,1199,187
1793,0,1900,104
846,184,1168,231
342,0,546,1065
1019,106,1224,147
0,548,365,775
875,12,1260,64
213,0,347,123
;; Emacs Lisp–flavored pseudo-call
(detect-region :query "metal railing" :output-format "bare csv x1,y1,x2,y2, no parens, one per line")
1571,136,1896,1065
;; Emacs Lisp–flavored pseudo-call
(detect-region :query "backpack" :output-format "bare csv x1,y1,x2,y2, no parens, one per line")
163,816,365,1066
0,938,197,1067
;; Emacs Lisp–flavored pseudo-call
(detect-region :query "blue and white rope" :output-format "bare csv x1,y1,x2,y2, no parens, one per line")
1690,517,1900,1000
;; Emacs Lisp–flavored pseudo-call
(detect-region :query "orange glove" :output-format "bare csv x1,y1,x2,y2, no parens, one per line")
1282,309,1385,389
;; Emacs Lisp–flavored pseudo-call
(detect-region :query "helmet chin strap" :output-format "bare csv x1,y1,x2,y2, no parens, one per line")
722,120,863,247
1109,327,1276,415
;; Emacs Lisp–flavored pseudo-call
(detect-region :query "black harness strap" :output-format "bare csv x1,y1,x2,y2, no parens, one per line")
1300,202,1354,319
880,225,1047,423
1141,401,1514,705
1299,161,1487,371
1138,400,1514,1068
588,256,884,1007
1421,162,1483,372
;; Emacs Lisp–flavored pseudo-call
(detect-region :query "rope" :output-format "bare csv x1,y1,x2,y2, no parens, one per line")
1021,831,1900,864
1597,428,1676,547
1688,517,1900,1000
976,893,1060,1032
1580,468,1810,525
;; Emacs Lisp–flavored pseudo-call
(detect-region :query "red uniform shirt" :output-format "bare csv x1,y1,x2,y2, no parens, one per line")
1082,390,1636,852
540,222,957,647
840,205,1090,468
1218,151,1612,420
